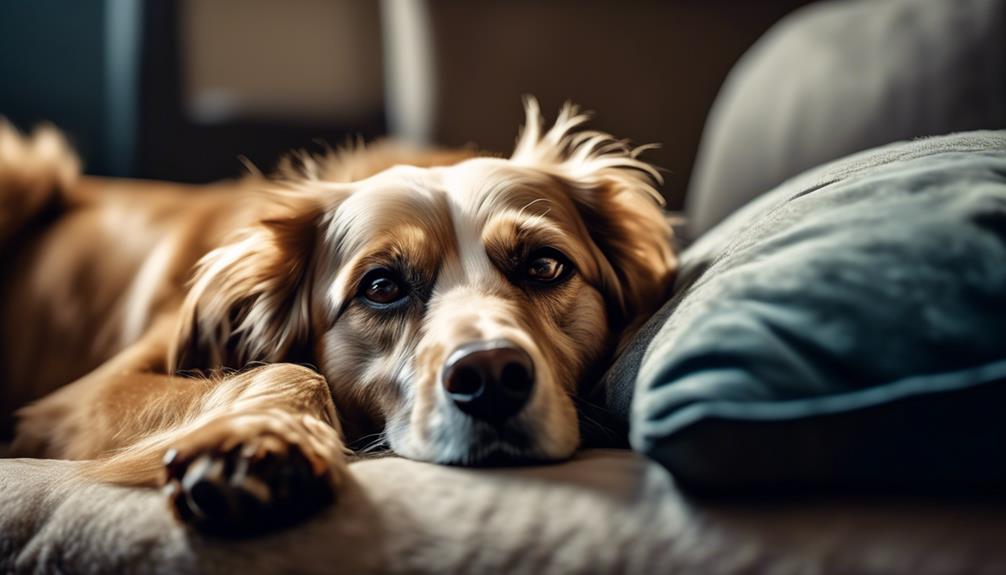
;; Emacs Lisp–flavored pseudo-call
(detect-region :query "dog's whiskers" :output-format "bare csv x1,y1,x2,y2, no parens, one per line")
354,431,391,455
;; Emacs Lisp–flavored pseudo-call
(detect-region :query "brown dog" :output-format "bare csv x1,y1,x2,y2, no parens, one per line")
0,100,676,532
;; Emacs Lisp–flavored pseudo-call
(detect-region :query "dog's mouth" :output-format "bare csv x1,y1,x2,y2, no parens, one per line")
438,419,551,467
445,450,550,468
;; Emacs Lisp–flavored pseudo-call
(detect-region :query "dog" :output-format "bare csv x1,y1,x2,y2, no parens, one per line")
0,99,676,532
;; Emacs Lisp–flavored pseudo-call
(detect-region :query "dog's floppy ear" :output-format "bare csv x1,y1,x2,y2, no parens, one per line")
170,188,330,371
511,98,677,331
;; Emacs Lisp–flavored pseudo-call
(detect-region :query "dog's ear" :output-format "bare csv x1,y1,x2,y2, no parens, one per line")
511,98,677,332
170,195,324,371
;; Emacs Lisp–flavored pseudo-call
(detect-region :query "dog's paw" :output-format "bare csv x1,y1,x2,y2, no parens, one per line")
161,410,345,534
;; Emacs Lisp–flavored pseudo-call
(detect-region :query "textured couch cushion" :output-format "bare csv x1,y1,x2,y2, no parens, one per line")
686,0,1006,237
628,130,1006,490
6,450,1006,574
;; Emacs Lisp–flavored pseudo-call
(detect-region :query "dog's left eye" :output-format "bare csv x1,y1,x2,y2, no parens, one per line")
523,249,571,285
360,269,409,306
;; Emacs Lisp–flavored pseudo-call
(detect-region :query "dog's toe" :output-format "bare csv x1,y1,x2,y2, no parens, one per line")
163,440,335,535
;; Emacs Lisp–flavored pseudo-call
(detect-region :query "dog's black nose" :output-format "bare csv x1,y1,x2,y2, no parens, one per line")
442,339,535,425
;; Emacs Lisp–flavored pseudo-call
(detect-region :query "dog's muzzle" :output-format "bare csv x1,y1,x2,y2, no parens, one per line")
441,338,535,425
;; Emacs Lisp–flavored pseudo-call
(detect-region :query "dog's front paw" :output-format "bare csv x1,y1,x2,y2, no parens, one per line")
161,410,345,534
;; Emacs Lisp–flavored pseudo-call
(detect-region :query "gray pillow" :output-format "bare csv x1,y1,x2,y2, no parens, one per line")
686,0,1006,237
625,130,1006,490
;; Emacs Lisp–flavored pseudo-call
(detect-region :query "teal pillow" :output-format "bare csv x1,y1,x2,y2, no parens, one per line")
628,131,1006,490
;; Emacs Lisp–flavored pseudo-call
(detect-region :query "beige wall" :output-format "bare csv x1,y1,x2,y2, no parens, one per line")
182,0,383,124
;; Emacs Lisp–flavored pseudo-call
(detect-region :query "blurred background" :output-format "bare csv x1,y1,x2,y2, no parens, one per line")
0,0,811,211
0,0,1002,219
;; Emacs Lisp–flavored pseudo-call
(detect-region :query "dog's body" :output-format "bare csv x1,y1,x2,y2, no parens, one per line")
0,102,675,531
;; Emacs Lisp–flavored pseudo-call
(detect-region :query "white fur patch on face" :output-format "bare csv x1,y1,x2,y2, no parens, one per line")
436,160,497,289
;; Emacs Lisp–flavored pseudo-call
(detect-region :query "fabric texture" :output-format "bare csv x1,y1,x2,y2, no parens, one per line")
630,130,1006,489
686,0,1006,237
5,450,1006,574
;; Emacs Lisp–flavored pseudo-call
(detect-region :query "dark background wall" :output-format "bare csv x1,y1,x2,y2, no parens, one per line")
0,1,112,174
0,0,811,208
425,0,811,208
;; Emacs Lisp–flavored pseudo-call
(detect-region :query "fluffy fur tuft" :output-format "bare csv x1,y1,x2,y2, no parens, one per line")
0,120,80,249
511,97,663,203
511,98,676,331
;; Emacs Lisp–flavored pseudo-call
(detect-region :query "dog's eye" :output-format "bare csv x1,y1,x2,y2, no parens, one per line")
360,269,408,306
524,249,571,285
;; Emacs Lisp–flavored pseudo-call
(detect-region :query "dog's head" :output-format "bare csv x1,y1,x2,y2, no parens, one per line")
173,100,676,464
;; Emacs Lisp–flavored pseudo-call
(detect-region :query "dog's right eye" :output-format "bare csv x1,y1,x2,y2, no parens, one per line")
359,269,409,307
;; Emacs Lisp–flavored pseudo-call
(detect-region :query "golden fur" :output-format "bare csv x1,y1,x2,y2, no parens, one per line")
0,100,675,528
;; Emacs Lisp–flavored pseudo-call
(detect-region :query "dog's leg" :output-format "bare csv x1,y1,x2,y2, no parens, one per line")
17,362,347,532
132,363,347,532
12,318,346,531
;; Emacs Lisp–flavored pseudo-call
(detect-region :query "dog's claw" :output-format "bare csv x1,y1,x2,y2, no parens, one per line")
163,448,179,467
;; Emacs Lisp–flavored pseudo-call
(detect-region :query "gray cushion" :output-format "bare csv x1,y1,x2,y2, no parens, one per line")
630,130,1006,490
686,0,1006,237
